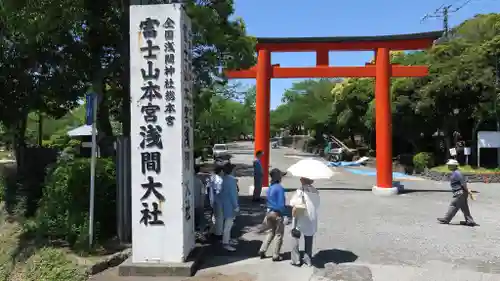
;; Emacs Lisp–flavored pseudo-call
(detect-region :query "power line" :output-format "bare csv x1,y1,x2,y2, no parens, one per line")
420,0,474,38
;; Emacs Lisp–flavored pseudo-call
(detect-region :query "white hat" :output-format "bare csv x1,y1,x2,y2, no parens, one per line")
446,159,459,166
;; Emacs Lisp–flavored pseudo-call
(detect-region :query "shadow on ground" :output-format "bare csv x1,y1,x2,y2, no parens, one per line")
230,151,254,155
282,187,472,194
199,196,267,270
233,164,256,177
199,163,255,178
276,249,358,269
312,249,358,268
284,153,321,158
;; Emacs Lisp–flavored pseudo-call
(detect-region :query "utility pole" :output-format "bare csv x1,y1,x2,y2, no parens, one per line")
421,0,473,40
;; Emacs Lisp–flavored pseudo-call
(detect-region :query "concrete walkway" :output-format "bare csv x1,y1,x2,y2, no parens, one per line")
90,142,500,281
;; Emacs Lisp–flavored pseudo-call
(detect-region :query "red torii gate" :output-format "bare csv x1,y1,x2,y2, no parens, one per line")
225,31,442,195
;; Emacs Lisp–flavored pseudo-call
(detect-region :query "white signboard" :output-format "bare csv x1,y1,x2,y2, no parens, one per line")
130,3,194,264
464,147,471,155
477,131,500,148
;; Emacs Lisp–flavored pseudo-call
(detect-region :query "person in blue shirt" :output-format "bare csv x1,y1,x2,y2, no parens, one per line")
220,163,240,252
252,150,264,202
437,159,477,226
258,168,286,261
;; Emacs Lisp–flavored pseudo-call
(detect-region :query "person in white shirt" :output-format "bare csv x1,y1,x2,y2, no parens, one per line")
194,165,206,231
289,177,320,267
208,164,224,240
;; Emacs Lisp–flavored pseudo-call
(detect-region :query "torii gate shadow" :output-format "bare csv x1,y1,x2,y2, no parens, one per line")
282,181,480,195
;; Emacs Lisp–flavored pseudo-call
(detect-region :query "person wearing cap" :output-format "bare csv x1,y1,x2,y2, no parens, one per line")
258,168,286,261
437,159,477,226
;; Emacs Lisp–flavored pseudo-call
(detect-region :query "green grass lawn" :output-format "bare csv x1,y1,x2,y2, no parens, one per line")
0,205,124,281
431,165,500,173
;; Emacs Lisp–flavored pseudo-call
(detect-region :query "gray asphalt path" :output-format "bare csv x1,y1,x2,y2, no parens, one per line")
91,141,500,281
233,142,500,280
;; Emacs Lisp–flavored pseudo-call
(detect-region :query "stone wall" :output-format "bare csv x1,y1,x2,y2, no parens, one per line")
281,135,315,152
421,170,500,183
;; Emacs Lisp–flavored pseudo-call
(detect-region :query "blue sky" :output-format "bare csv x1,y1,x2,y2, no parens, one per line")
231,0,500,109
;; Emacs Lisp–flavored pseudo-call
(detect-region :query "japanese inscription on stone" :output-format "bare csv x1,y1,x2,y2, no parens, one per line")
181,17,193,222
138,16,165,227
164,17,176,127
130,3,196,264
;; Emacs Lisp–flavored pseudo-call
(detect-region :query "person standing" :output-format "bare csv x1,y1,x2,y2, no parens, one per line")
252,150,264,202
208,164,224,240
258,168,286,261
437,159,477,226
220,163,240,251
194,165,206,232
290,177,320,267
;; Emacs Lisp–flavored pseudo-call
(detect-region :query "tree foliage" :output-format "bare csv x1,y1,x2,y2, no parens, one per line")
271,13,500,165
0,0,256,157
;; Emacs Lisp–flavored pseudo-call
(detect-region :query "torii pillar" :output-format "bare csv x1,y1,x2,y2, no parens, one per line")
254,49,271,186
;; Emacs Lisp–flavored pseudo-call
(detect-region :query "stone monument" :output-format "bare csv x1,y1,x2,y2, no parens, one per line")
119,2,198,276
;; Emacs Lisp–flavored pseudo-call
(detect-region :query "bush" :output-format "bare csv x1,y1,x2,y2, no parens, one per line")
22,247,87,281
33,157,116,249
43,134,73,151
413,152,434,172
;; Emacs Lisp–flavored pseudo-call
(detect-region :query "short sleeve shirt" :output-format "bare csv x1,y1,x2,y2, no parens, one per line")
450,170,465,192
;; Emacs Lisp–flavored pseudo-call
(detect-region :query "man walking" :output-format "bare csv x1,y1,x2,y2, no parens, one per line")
252,150,264,202
258,168,286,261
437,159,477,226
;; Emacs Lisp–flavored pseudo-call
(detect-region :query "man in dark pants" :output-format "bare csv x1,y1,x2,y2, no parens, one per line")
252,150,264,202
437,159,477,226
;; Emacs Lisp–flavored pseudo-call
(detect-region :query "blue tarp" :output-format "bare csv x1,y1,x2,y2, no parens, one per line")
327,161,362,167
344,168,419,179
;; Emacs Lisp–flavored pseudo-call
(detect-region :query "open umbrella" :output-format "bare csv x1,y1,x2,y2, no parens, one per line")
286,158,335,180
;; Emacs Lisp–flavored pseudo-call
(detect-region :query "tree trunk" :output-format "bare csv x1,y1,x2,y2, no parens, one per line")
95,81,115,157
12,113,28,172
86,0,115,157
120,0,131,137
349,133,356,147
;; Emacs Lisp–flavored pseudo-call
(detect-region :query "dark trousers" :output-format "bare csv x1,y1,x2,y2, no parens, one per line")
291,235,314,266
443,192,475,223
195,207,206,231
253,177,262,199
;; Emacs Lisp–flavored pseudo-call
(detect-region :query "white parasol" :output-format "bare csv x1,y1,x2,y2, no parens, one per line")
286,158,335,180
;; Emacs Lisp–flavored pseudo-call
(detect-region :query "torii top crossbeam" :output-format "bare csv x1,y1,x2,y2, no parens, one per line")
225,30,442,193
226,31,443,79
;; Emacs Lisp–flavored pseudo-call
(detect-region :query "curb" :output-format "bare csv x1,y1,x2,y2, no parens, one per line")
421,170,500,183
87,248,131,275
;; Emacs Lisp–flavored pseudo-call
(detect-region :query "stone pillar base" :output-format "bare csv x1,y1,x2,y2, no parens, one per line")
118,247,205,277
248,185,269,196
372,185,399,196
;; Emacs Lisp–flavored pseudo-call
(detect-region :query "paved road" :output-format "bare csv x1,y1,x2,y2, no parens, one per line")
91,142,500,281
